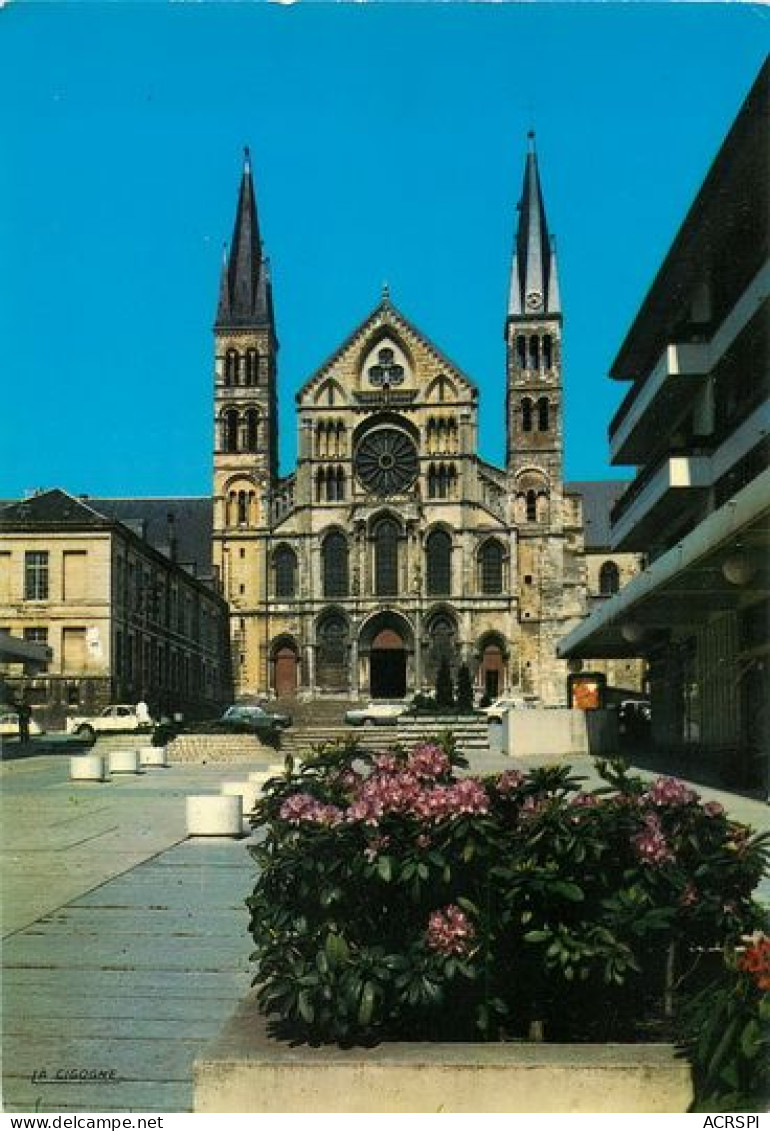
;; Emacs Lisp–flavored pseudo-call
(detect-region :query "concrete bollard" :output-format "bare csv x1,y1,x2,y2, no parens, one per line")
186,795,243,837
221,780,261,814
109,749,140,774
70,754,105,782
138,745,168,768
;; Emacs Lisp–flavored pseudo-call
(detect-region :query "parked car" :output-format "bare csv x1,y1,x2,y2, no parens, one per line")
344,701,409,726
0,710,45,737
482,696,533,723
152,703,292,747
218,704,292,733
65,704,154,743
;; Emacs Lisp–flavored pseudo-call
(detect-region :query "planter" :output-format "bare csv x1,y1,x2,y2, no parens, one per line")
138,745,167,768
186,794,243,837
69,754,106,782
108,749,140,774
194,992,693,1113
221,780,261,813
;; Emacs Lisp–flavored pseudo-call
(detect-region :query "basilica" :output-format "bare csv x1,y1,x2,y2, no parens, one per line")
212,140,594,706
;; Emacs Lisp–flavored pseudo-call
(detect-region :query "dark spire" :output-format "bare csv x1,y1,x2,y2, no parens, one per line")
507,133,561,321
215,147,272,329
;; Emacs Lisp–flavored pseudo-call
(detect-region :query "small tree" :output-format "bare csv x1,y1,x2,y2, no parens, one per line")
435,658,455,712
456,663,474,714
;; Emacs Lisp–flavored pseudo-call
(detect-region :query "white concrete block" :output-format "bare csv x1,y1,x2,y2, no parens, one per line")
69,754,105,782
138,745,168,768
221,780,261,813
186,794,243,837
109,749,140,774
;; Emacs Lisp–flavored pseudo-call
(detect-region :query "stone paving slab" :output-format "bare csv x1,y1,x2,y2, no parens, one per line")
3,746,769,1114
3,1081,191,1114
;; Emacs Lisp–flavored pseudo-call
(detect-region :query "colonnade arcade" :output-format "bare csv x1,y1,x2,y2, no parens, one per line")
266,612,514,701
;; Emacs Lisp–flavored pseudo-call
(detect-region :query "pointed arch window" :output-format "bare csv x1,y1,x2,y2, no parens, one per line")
479,540,504,595
521,398,533,433
599,560,620,596
373,516,400,597
529,336,540,370
322,532,349,598
316,614,349,690
316,468,325,503
537,397,549,432
274,546,297,599
426,529,452,596
543,335,553,370
425,613,457,685
516,335,527,369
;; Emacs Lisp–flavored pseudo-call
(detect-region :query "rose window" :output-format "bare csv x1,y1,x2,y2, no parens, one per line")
354,427,419,496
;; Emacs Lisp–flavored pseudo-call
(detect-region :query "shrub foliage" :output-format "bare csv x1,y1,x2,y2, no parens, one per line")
247,738,769,1088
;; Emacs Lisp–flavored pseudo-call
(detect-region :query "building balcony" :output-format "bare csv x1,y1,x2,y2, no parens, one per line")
610,454,711,552
610,343,709,465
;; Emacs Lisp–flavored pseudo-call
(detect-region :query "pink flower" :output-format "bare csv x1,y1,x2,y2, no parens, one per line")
703,801,725,818
496,769,525,795
569,792,600,808
279,792,343,827
643,777,698,808
407,743,451,780
632,813,675,866
426,904,476,956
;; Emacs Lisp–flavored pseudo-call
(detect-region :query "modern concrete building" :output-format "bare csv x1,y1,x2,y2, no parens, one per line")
0,490,231,726
559,60,769,785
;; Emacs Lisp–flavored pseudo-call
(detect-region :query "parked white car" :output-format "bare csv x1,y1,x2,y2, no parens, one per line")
344,701,409,726
482,696,533,723
0,711,44,737
65,704,154,743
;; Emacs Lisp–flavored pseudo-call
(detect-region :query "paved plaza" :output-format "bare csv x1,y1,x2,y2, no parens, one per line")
1,743,769,1112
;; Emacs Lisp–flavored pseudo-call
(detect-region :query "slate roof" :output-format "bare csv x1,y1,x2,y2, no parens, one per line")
215,148,274,331
0,489,111,529
508,135,561,320
88,497,214,578
565,480,630,550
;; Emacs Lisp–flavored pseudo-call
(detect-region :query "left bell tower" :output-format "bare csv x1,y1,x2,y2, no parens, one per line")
212,148,279,695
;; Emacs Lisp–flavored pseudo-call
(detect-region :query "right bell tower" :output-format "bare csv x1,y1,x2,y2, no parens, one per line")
505,131,563,500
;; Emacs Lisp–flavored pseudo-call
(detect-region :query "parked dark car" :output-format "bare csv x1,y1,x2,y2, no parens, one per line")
218,704,292,733
152,703,292,746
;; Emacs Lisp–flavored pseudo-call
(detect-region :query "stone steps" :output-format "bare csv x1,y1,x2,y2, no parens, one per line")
166,733,281,764
280,718,492,761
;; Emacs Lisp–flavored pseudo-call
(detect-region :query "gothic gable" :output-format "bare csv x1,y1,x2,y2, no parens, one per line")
296,298,477,408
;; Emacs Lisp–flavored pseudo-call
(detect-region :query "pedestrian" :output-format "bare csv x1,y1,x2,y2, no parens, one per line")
136,697,151,727
16,698,32,744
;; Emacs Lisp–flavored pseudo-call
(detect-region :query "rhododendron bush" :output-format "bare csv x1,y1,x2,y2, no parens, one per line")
246,738,768,1050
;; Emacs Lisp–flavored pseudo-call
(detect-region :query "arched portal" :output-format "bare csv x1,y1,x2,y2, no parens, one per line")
358,612,414,700
272,637,299,698
478,634,508,700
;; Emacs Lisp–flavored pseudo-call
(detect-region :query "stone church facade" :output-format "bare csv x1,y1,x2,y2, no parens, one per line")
212,141,589,705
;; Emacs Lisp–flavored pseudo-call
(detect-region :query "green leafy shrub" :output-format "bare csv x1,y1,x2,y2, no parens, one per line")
455,664,475,715
246,742,769,1048
435,659,454,712
679,933,770,1111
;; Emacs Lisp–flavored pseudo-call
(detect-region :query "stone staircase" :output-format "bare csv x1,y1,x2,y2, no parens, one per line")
164,733,283,764
280,716,492,763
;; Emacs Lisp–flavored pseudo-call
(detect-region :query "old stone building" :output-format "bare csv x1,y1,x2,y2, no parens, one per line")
0,490,231,725
212,140,592,705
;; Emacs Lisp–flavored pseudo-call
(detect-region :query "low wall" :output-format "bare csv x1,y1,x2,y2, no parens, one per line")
193,993,692,1113
501,708,618,758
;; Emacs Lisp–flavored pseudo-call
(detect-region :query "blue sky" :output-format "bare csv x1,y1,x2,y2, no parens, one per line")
1,3,767,498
